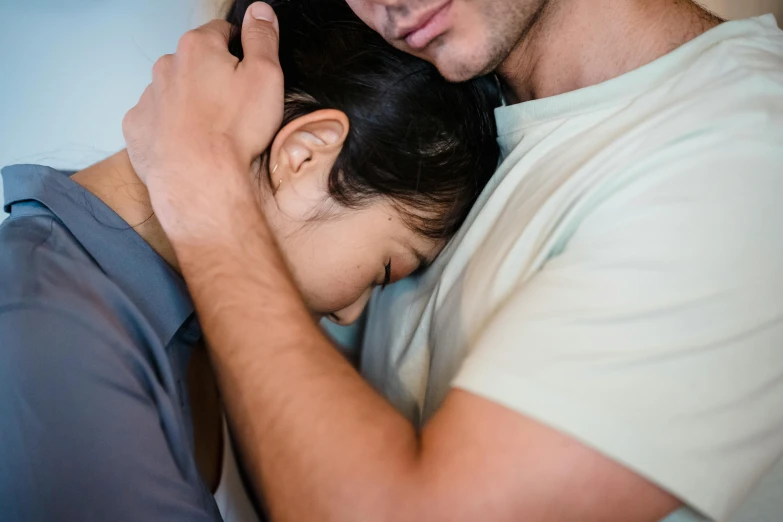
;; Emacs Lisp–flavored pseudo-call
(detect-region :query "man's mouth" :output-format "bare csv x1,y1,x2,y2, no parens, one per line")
393,0,453,50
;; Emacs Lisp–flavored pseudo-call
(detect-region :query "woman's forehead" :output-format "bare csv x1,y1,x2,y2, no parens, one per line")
338,201,443,259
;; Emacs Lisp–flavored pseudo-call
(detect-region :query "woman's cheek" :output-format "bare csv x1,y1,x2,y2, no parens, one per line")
301,270,367,315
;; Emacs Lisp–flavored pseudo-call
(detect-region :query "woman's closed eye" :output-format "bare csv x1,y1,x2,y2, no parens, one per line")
381,260,392,290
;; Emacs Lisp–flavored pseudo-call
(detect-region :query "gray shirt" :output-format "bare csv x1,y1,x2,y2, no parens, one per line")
0,164,223,521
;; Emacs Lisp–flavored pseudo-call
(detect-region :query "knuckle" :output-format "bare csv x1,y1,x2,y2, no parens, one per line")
152,54,172,79
122,85,153,138
122,108,136,137
177,29,201,53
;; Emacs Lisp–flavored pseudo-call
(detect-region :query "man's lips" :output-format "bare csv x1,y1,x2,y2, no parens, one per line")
394,0,453,50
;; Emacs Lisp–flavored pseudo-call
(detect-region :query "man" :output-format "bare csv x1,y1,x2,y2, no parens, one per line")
123,0,783,520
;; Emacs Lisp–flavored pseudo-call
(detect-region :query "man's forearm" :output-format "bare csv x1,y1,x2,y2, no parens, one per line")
168,184,683,522
175,194,420,522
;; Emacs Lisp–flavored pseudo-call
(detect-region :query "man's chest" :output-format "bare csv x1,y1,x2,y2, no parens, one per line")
359,125,600,422
360,97,710,423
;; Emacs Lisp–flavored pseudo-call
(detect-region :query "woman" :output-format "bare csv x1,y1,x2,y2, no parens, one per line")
0,0,500,520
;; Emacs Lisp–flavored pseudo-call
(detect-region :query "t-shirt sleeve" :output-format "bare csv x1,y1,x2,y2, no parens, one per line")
0,306,219,521
452,139,783,521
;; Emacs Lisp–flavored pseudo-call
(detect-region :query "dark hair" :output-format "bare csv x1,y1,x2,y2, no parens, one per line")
227,0,500,239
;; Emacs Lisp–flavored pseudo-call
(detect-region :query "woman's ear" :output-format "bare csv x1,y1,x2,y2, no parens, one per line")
268,109,349,203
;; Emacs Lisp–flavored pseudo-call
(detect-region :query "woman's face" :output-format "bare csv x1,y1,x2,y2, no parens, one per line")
265,197,443,325
258,108,444,324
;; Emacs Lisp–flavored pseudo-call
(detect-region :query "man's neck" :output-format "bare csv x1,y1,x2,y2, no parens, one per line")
499,0,722,102
71,150,180,271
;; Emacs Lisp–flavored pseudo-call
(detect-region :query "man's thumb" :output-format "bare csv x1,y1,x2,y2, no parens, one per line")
242,2,280,63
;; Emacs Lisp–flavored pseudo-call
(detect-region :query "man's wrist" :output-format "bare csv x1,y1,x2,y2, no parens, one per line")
147,156,261,244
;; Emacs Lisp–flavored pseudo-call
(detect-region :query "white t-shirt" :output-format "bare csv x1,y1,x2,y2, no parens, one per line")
360,15,783,522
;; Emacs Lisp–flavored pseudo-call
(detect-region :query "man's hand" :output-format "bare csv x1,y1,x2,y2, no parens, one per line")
122,2,284,241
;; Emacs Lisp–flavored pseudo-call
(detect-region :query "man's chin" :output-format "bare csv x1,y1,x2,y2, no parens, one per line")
435,61,496,83
428,46,499,82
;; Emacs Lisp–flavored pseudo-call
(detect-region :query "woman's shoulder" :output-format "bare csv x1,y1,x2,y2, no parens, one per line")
0,203,169,366
0,205,122,313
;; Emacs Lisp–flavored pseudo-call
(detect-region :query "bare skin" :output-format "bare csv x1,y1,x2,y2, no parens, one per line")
72,152,177,268
345,0,721,100
497,0,723,101
121,1,725,521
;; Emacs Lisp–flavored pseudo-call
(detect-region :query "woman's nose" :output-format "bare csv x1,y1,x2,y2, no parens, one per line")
332,289,373,326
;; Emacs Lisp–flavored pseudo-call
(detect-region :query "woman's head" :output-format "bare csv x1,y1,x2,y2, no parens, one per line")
227,0,500,324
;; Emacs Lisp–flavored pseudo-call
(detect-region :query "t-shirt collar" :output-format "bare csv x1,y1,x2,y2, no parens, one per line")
494,15,780,142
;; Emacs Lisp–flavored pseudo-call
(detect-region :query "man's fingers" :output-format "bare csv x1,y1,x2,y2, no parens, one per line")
123,84,154,135
152,54,174,83
179,20,233,54
199,19,234,46
241,2,280,66
122,83,155,181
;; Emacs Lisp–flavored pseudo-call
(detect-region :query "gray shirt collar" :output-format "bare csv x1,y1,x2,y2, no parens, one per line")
2,164,195,346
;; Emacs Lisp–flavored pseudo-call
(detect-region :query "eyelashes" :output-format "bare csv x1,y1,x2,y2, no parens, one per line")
381,260,392,290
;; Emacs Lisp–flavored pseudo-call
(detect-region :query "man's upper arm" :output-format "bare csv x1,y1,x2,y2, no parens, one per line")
442,143,783,521
0,305,217,521
417,389,681,522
